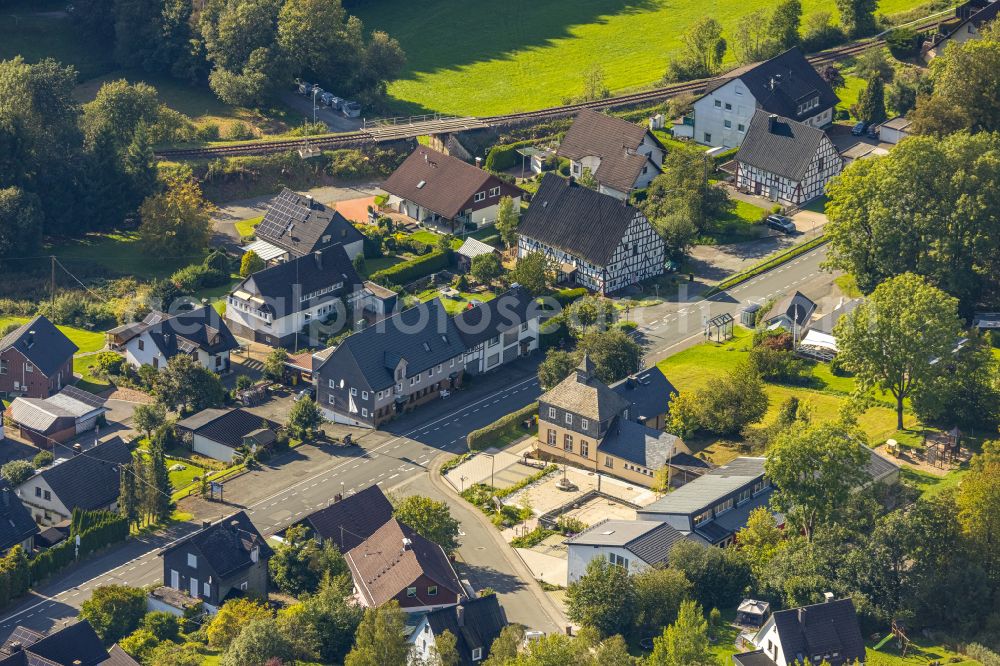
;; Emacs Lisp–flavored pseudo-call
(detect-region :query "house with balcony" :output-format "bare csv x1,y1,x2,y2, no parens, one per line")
381,147,523,230
453,286,542,375
556,109,666,199
636,457,776,547
315,298,467,427
242,187,364,264
226,247,365,348
734,597,866,666
692,47,839,149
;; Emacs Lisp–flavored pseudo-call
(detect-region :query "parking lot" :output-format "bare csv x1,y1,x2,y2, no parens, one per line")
280,91,364,133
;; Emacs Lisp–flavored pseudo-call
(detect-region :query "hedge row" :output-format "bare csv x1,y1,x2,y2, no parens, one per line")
369,250,450,286
553,287,587,306
484,139,542,172
0,547,29,609
708,236,827,295
466,402,538,451
30,512,129,582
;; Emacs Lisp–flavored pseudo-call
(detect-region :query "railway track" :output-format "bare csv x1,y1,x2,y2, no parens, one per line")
156,19,940,161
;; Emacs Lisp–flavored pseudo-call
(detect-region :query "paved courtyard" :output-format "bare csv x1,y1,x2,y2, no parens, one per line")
445,446,537,491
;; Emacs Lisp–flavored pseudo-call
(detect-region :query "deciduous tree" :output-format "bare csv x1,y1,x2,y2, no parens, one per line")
766,423,870,541
494,196,519,248
287,395,324,440
208,598,273,648
138,173,213,257
565,557,635,637
834,273,962,429
836,0,878,36
221,617,294,666
648,600,713,666
344,601,409,666
632,566,692,636
132,402,166,439
79,584,147,643
957,440,1000,583
392,495,460,551
509,252,549,296
241,249,265,276
470,253,503,286
538,349,581,390
578,329,642,385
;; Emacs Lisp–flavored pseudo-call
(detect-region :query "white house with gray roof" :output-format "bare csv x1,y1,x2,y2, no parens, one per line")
735,111,842,206
565,519,704,584
693,47,839,149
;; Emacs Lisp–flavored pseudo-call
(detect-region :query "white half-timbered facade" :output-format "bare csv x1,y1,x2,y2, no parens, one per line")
735,111,842,207
517,174,665,295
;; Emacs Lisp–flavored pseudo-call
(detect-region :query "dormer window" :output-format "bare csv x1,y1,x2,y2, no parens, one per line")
565,413,573,425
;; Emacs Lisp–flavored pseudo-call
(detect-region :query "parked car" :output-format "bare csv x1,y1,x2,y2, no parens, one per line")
866,125,880,139
766,214,796,234
295,387,315,402
342,100,362,117
319,92,334,106
297,81,312,95
851,121,869,136
328,96,344,111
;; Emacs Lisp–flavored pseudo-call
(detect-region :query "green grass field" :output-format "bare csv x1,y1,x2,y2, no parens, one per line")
235,216,264,238
353,0,929,116
837,73,868,116
656,327,921,459
0,3,115,79
416,287,496,315
51,231,208,281
698,200,770,245
866,637,980,665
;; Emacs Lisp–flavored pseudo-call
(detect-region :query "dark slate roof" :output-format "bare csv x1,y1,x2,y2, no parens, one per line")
598,418,680,470
865,446,900,484
767,290,817,327
733,650,778,666
161,511,272,579
137,306,239,359
27,437,132,512
732,47,839,122
381,147,521,219
767,598,866,666
300,485,395,552
256,188,364,257
453,286,537,348
236,245,363,317
103,644,141,666
518,173,640,266
0,620,110,666
567,519,691,567
556,109,663,192
640,457,766,516
735,111,829,181
0,315,77,377
176,408,280,450
0,484,39,552
424,594,508,666
0,625,43,656
345,519,463,608
319,299,466,391
540,355,630,422
610,366,676,423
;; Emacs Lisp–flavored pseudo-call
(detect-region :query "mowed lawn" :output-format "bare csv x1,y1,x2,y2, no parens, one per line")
353,0,929,116
51,232,208,281
656,327,919,449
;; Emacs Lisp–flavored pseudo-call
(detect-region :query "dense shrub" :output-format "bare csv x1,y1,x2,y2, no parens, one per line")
369,250,450,286
886,27,920,59
484,139,541,172
748,346,811,384
466,402,537,451
170,264,228,293
30,510,130,582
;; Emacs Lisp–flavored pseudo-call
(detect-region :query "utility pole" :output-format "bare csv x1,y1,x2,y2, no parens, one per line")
50,256,56,311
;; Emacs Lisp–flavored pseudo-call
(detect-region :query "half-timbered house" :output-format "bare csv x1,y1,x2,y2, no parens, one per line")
516,174,665,295
735,111,842,207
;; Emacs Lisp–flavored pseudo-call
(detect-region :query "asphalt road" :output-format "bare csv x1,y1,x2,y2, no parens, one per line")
0,243,837,640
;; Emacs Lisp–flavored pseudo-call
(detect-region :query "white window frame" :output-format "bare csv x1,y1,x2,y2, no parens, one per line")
361,390,368,399
581,418,589,430
473,191,486,202
489,186,500,197
187,553,197,568
472,647,483,661
548,407,556,419
350,387,358,396
564,413,572,425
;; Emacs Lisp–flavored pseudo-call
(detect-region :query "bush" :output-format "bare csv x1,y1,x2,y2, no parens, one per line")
510,527,555,548
224,121,255,141
0,460,35,486
553,287,588,306
886,27,920,59
466,402,537,451
170,263,228,292
369,250,450,286
195,123,220,142
748,347,811,384
967,643,1000,666
32,451,53,468
142,611,181,641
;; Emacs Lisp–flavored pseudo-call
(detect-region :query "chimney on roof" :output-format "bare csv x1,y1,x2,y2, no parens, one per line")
73,443,82,456
475,156,482,169
306,194,314,208
25,331,34,349
8,641,21,653
250,544,260,563
402,537,412,551
823,591,835,603
202,520,211,529
424,152,429,163
798,607,807,624
456,603,465,627
768,114,779,133
314,250,323,270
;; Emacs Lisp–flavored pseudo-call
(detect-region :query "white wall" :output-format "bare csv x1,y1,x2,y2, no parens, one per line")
566,545,649,584
124,334,167,370
693,79,755,148
16,477,72,525
191,434,237,463
408,616,437,665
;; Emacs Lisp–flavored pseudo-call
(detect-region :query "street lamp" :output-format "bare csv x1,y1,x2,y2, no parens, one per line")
312,87,319,126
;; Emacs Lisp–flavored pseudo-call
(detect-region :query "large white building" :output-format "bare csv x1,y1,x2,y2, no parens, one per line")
565,519,702,584
557,109,666,199
734,111,843,206
692,47,840,149
226,247,366,348
517,174,665,295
